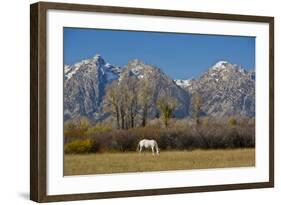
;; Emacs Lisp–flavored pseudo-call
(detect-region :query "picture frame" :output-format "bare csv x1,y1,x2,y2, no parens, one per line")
30,1,274,202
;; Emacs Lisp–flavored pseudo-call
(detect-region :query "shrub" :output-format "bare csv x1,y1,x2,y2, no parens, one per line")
86,124,112,136
64,118,90,141
64,128,87,139
228,117,237,126
64,139,93,154
64,117,255,153
202,117,210,126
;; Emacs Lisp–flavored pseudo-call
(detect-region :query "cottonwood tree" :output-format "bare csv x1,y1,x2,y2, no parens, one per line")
103,81,121,129
118,76,139,129
191,92,202,125
118,81,128,129
191,92,210,148
139,79,153,127
157,97,177,128
126,77,139,128
104,77,140,130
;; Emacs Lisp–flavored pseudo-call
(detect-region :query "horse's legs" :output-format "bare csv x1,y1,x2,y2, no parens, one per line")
139,145,143,153
151,146,155,155
155,145,159,155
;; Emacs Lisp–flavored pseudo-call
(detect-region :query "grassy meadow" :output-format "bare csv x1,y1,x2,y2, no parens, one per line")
63,116,255,175
64,148,255,176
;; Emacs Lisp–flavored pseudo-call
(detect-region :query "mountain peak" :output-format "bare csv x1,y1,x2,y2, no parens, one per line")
64,54,120,80
213,61,229,68
92,54,105,65
93,53,101,59
210,61,244,73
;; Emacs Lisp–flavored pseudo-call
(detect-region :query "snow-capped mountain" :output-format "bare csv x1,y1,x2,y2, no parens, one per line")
177,61,255,117
64,54,121,121
64,54,121,81
121,59,190,118
64,56,190,121
64,56,255,122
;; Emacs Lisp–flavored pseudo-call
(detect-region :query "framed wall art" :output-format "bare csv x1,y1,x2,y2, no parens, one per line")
30,1,274,202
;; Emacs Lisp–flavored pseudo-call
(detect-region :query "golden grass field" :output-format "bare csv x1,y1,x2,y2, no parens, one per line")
64,148,255,176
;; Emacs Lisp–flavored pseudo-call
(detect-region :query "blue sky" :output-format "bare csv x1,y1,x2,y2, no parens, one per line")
64,27,255,79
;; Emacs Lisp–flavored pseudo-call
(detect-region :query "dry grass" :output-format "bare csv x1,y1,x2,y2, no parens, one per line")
64,148,255,176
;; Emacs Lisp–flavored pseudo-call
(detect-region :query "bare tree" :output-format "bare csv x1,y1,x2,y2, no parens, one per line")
104,76,140,130
118,81,128,129
103,81,120,129
126,77,139,128
191,92,202,125
139,79,153,127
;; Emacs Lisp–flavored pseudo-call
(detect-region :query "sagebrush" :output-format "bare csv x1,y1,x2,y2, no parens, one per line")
64,117,255,154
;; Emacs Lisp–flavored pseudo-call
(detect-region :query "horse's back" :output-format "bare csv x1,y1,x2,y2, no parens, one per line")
139,139,156,147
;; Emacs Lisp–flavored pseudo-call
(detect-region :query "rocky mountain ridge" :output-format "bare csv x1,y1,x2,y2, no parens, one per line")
64,55,255,122
175,61,255,117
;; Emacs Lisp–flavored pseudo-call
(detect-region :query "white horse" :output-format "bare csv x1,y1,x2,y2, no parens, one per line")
137,139,160,155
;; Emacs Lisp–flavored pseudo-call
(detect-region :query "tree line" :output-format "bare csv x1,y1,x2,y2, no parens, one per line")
103,76,179,129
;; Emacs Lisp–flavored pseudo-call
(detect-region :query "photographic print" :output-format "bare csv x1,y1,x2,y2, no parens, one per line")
63,28,256,176
30,2,274,202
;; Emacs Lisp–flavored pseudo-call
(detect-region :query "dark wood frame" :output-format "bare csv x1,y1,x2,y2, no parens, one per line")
30,1,274,202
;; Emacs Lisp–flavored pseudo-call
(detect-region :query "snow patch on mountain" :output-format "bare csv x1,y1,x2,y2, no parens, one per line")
65,65,82,79
213,61,229,69
174,79,192,88
210,61,245,73
64,54,121,82
123,59,156,79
